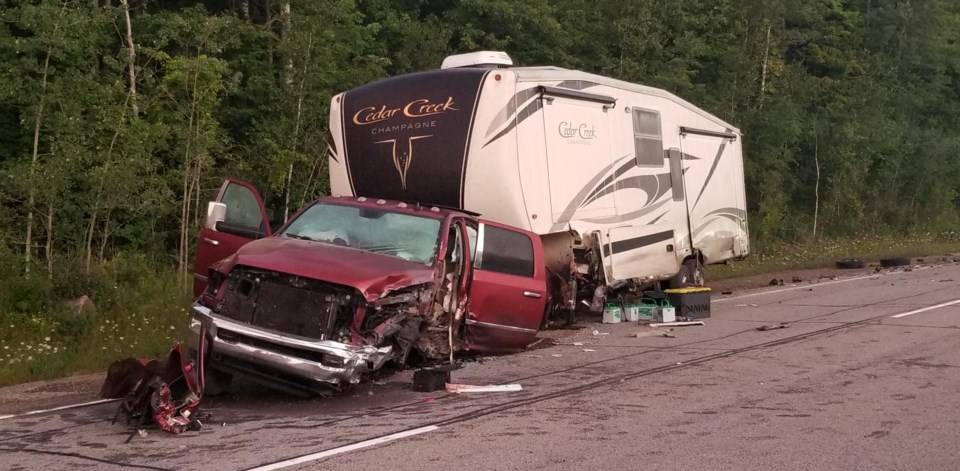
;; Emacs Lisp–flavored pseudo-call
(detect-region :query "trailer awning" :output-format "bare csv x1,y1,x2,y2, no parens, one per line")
679,126,738,140
540,85,616,106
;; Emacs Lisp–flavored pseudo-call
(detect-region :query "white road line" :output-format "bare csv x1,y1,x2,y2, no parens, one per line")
0,398,119,421
891,299,960,318
713,266,936,303
245,425,439,471
714,273,883,303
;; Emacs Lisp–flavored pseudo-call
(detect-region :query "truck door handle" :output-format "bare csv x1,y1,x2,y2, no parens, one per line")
523,291,542,299
202,237,220,246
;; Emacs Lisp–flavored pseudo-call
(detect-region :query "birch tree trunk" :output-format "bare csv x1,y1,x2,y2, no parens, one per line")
758,20,771,110
46,202,54,280
25,3,68,276
812,127,820,238
120,0,138,115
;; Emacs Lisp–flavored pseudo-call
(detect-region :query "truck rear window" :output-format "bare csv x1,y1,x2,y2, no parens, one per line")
480,226,534,278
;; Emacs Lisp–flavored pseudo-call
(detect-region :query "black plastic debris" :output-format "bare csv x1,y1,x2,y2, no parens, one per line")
413,364,457,392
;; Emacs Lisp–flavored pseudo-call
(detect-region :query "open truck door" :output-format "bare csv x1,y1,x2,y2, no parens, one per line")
464,220,548,351
192,179,272,298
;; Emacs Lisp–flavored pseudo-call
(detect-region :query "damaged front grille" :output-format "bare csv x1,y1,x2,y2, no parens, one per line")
218,268,355,340
217,329,345,367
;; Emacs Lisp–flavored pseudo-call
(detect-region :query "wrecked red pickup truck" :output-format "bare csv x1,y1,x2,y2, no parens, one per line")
189,179,548,394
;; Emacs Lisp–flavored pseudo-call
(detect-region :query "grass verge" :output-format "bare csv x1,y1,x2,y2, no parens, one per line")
0,261,192,388
708,232,960,280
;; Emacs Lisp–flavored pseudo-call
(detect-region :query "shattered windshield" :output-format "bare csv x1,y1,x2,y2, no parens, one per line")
280,203,441,264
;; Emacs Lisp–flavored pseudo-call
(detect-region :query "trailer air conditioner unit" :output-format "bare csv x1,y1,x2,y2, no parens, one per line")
441,51,513,69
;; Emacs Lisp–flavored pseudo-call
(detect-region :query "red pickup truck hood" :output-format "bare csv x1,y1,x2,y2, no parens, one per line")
222,237,436,302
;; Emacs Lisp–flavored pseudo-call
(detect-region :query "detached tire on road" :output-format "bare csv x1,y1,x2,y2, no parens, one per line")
880,257,910,267
835,258,866,269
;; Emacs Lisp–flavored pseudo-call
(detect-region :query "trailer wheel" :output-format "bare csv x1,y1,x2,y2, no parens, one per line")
668,258,705,288
686,258,705,287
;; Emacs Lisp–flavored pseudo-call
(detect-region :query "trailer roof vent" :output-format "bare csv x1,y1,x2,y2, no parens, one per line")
441,51,513,70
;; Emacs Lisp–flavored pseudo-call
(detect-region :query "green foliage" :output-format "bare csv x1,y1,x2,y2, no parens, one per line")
2,0,960,383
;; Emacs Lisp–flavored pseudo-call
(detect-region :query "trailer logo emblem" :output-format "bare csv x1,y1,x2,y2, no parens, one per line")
353,97,459,125
558,121,598,140
374,135,433,189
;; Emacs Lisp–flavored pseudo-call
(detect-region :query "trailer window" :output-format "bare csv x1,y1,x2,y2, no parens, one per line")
632,108,663,167
479,226,535,278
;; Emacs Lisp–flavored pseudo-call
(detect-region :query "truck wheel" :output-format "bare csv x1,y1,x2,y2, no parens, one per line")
667,259,704,289
203,369,233,396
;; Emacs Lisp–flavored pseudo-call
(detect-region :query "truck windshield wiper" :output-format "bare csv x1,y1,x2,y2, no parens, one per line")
284,233,316,241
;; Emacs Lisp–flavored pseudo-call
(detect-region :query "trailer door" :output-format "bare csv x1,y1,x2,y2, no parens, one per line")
540,90,616,223
678,127,746,261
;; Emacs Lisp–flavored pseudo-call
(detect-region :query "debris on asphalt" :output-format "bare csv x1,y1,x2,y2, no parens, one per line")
721,291,733,295
551,354,563,358
572,342,585,346
445,383,523,393
736,304,758,307
633,328,676,339
792,276,803,283
591,330,610,336
649,321,705,328
757,323,789,331
582,349,596,352
103,342,204,437
768,278,784,286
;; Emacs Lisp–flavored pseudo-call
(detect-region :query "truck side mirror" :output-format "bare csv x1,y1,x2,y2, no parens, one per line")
205,202,227,230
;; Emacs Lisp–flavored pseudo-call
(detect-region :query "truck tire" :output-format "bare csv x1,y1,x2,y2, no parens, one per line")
835,258,865,269
203,369,233,396
668,258,705,289
879,257,910,267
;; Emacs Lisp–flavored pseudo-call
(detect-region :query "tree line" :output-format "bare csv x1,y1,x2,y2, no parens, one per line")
1,0,959,291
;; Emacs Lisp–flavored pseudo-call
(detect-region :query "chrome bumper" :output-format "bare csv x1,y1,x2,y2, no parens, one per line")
188,305,392,387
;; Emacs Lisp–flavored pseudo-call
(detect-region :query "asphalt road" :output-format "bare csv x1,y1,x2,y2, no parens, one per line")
2,262,959,470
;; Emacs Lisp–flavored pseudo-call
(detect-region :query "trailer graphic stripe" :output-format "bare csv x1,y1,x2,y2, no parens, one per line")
604,230,675,257
485,87,540,137
483,98,542,148
581,198,670,225
547,154,634,231
483,81,599,148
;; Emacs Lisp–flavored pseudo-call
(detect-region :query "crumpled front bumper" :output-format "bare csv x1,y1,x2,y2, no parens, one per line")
188,305,392,389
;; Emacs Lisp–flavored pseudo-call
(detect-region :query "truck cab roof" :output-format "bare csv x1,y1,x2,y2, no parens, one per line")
320,195,478,220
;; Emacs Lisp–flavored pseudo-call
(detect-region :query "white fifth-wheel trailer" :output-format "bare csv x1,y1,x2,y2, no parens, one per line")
328,51,748,316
